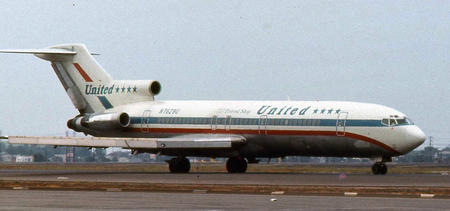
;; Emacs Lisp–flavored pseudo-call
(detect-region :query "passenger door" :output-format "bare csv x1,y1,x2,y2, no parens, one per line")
141,110,151,133
224,115,232,132
211,115,218,132
259,115,268,135
336,112,348,136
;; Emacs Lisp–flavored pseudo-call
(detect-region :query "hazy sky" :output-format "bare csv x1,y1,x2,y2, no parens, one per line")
0,1,448,148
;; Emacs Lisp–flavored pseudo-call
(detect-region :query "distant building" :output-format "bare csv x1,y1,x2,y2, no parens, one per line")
118,157,130,163
53,154,67,163
149,154,157,160
15,155,34,163
0,153,13,162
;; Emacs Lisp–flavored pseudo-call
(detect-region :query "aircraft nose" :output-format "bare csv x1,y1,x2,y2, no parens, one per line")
401,126,426,154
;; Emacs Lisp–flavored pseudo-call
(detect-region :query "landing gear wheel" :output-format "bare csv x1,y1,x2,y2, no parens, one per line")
226,157,247,173
169,157,190,173
371,162,388,175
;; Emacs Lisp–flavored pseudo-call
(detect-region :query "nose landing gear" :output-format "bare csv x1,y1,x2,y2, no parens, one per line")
371,162,387,175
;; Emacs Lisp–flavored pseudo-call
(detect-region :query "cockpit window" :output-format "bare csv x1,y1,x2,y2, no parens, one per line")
396,117,414,125
381,116,414,126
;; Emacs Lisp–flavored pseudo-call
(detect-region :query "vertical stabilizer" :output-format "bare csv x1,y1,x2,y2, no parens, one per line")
45,44,113,113
0,44,160,114
0,44,112,113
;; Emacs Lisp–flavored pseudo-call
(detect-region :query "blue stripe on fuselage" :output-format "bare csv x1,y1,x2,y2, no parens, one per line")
129,117,386,127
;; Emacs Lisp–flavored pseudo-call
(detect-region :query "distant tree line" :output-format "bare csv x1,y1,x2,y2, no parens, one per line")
0,141,449,164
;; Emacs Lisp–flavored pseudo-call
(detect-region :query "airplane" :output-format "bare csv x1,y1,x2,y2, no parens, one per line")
0,44,425,174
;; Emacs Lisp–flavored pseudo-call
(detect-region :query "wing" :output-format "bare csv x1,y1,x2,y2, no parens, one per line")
6,135,246,149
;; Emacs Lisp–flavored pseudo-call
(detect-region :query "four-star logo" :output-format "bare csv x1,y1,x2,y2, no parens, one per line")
313,108,341,115
114,85,138,94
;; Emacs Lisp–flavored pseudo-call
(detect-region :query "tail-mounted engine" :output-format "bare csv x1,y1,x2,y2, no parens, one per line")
67,112,130,132
113,80,161,102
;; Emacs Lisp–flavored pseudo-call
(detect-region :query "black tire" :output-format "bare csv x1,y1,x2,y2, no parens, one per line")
379,163,388,175
371,163,380,175
372,162,387,175
169,157,190,173
226,157,247,173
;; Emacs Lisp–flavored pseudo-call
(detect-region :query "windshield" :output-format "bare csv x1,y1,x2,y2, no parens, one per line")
381,116,414,126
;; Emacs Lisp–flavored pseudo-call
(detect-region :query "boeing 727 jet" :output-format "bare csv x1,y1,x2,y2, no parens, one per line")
0,44,425,174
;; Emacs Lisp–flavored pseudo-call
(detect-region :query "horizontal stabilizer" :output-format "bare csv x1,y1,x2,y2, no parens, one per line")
0,48,76,55
7,135,246,149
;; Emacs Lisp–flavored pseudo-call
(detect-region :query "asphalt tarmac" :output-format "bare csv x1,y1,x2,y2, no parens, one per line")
1,190,449,210
1,170,449,187
1,169,449,209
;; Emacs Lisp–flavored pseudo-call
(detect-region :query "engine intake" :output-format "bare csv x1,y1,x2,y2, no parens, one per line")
67,112,130,132
149,81,161,96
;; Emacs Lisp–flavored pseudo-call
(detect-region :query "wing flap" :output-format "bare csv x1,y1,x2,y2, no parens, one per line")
7,135,246,149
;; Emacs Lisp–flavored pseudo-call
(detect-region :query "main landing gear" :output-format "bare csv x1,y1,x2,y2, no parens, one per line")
226,156,247,173
167,156,248,173
168,157,190,173
371,162,388,175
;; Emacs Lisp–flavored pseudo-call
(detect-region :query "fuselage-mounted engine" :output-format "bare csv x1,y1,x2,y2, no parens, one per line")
67,112,130,133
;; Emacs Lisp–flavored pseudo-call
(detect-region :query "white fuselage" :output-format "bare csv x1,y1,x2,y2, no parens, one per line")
0,44,427,174
92,100,425,159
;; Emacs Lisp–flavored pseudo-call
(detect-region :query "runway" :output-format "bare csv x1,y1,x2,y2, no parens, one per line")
1,170,450,187
1,190,449,210
0,169,449,198
0,165,449,209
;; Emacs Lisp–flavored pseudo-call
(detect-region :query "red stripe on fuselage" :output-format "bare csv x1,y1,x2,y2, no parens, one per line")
127,127,400,155
73,63,93,82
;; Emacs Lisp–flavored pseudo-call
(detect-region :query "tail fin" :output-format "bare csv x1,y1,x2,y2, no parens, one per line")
49,44,114,114
1,44,161,114
1,44,112,113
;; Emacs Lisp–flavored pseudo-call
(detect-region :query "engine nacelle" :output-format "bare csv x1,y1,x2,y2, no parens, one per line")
67,112,130,132
114,80,161,96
